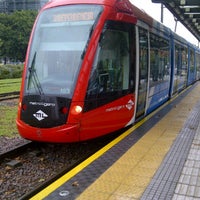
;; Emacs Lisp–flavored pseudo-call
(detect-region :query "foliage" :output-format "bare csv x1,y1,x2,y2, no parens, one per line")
0,64,23,79
0,10,37,63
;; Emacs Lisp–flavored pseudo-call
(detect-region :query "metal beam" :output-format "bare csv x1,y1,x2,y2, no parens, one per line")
181,0,200,6
152,0,200,42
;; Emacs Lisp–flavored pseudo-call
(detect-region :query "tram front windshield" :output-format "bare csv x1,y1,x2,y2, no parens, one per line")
25,5,102,98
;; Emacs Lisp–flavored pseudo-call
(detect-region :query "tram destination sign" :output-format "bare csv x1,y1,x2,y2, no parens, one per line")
53,11,94,22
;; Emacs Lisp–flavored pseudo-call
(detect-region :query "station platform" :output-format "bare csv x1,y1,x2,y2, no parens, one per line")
31,81,200,200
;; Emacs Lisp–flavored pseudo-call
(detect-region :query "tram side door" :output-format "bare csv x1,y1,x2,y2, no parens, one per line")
135,27,149,120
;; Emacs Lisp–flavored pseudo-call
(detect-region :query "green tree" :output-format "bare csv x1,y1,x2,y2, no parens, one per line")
0,13,11,64
0,10,37,64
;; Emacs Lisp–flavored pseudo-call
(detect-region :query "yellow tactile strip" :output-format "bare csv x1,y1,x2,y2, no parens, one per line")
77,83,200,200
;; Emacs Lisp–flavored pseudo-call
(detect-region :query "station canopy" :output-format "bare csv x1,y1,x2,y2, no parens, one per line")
152,0,200,42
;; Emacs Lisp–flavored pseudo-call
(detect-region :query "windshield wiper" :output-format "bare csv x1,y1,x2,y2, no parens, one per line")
27,53,44,95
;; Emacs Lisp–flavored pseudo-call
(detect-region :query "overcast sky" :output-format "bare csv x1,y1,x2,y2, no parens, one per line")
130,0,198,46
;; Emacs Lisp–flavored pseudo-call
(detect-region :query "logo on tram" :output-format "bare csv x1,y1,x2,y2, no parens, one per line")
33,110,48,121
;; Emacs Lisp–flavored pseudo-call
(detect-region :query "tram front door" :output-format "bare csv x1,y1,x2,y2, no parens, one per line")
136,28,149,120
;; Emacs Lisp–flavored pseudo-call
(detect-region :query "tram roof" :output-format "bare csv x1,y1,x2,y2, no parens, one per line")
152,0,200,42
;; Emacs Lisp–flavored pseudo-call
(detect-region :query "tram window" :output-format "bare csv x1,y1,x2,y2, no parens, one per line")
88,28,130,94
175,43,188,80
136,27,149,118
182,46,188,72
85,21,135,111
139,28,148,84
172,42,188,94
149,33,170,86
190,49,195,73
196,53,200,80
25,5,103,97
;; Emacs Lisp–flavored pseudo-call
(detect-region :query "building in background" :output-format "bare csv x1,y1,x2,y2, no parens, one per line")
0,0,49,13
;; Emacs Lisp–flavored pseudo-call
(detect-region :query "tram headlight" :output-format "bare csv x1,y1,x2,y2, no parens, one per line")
71,105,83,115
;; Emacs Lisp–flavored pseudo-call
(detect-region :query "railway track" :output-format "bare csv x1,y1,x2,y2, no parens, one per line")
0,131,122,200
0,91,20,101
19,145,96,200
0,141,33,161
